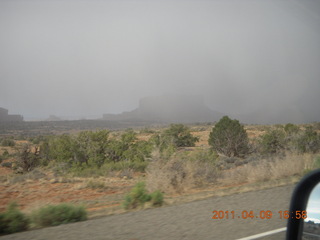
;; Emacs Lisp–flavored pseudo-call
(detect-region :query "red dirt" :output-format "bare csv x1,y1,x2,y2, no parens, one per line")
0,164,135,214
0,180,119,212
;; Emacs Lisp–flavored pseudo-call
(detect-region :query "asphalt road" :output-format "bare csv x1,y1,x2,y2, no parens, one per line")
0,184,295,240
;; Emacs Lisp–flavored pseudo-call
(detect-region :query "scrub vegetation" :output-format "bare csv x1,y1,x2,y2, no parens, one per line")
0,202,29,235
122,182,164,210
0,202,87,235
30,203,87,228
0,118,320,234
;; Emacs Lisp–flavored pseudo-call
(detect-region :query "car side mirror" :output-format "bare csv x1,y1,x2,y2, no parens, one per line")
304,182,320,239
286,169,320,240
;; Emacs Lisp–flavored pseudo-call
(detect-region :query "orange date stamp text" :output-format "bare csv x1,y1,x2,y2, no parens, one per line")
211,210,307,220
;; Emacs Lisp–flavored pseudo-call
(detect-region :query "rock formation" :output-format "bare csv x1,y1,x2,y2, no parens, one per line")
103,95,223,123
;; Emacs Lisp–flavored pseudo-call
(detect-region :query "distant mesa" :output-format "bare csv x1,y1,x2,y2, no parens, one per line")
103,95,224,123
0,107,23,122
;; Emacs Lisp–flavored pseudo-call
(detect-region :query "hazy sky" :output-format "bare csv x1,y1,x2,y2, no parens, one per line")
1,0,319,121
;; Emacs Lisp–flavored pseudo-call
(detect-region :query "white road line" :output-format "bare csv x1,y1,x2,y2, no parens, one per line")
236,227,287,240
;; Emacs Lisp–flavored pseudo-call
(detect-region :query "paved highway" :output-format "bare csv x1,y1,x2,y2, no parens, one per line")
0,185,294,240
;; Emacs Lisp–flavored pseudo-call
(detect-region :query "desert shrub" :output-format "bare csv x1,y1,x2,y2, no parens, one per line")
284,123,300,135
188,149,218,164
259,129,286,154
2,149,10,158
37,137,52,166
30,135,48,145
123,182,164,210
82,129,152,166
139,128,155,134
107,132,152,164
47,134,74,164
44,130,152,174
163,124,199,147
117,168,134,179
0,149,10,163
152,124,199,153
16,144,41,172
146,150,219,193
31,203,87,227
1,138,15,147
295,127,320,154
0,202,29,235
69,160,149,178
85,180,107,190
208,116,249,157
150,135,176,159
123,182,151,209
150,190,164,207
78,130,111,166
69,165,101,178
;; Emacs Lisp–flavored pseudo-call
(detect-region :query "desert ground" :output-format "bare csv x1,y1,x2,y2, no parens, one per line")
0,121,318,225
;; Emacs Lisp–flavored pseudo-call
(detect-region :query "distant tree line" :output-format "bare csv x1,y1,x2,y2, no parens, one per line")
208,116,320,157
3,117,319,174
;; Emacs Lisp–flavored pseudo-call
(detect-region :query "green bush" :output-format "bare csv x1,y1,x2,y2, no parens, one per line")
259,129,286,154
123,182,151,209
284,123,300,135
38,137,52,166
1,139,15,147
69,160,149,178
2,149,10,158
208,116,249,157
31,203,87,227
0,202,29,235
163,124,199,147
151,124,199,156
47,134,75,164
123,182,163,209
295,127,320,154
150,190,164,207
41,130,152,174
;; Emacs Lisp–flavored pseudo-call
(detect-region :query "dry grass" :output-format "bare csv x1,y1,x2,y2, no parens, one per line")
85,179,107,190
219,153,316,186
147,149,318,195
7,169,48,184
146,151,219,194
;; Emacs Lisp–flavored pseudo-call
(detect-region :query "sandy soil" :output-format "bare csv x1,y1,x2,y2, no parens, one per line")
0,165,137,217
